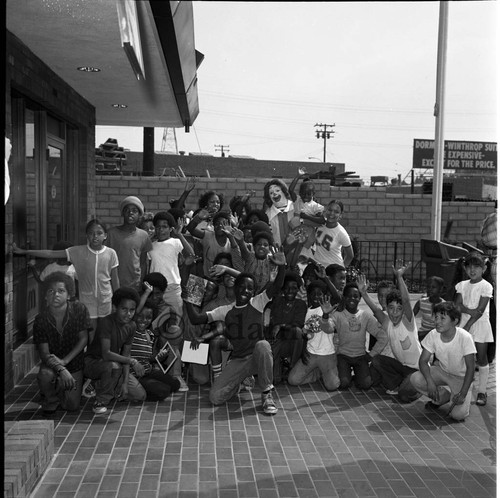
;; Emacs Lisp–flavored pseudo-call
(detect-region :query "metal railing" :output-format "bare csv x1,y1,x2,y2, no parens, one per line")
351,239,426,293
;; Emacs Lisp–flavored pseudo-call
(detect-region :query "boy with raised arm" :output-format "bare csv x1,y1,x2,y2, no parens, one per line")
357,262,421,402
185,249,287,415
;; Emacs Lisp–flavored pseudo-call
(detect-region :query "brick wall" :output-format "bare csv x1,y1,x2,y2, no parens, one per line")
95,176,496,247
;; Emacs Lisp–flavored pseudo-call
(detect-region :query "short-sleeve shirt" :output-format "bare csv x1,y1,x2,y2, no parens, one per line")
106,226,153,291
386,314,422,369
149,238,184,285
207,292,270,358
314,224,351,267
330,309,386,357
85,314,136,359
33,301,92,372
422,327,476,377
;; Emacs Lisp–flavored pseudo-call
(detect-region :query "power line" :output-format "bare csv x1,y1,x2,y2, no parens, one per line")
314,123,335,162
214,144,230,157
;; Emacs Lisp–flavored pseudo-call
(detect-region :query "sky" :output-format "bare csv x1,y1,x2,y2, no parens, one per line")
95,1,498,184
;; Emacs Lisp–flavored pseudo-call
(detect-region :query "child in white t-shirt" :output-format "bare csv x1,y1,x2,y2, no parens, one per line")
287,280,340,391
410,301,476,421
149,211,195,317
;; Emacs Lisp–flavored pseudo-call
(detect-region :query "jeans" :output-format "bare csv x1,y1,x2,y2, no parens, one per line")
288,352,340,391
410,363,472,420
38,366,83,412
84,357,123,406
209,340,274,405
337,354,372,390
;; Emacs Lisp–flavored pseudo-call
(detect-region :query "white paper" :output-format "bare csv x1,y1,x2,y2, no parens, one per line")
180,340,209,365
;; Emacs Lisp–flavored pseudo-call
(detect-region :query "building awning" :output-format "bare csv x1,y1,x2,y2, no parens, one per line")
7,0,202,129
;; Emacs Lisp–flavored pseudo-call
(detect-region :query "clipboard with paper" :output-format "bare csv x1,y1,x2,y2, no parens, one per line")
155,341,178,374
180,340,209,365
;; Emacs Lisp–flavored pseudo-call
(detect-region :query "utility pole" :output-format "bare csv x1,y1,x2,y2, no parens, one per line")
314,123,335,163
215,144,230,158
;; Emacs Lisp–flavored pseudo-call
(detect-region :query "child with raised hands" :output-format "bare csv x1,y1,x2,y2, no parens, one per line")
287,280,340,391
410,301,476,421
184,249,288,415
319,282,387,390
224,225,280,294
454,252,494,406
357,262,421,402
186,211,239,279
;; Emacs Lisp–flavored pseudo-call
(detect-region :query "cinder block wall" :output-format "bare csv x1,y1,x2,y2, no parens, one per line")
95,176,495,246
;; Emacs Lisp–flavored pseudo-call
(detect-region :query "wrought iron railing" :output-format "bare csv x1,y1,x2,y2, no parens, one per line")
351,239,426,293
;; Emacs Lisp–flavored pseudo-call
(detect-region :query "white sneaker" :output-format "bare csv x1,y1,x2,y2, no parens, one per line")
176,376,189,392
386,388,399,396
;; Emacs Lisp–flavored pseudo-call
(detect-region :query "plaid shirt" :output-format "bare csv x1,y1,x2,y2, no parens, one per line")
33,301,91,372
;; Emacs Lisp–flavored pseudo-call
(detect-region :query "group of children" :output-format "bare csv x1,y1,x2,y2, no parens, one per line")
12,172,495,421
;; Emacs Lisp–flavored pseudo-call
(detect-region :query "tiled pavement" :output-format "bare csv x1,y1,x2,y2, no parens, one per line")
4,361,496,498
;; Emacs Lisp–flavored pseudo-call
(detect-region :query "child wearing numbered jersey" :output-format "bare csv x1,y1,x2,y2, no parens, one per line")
313,200,354,269
410,302,476,421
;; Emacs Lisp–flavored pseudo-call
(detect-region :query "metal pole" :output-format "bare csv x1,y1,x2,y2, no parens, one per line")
431,1,449,241
323,128,327,163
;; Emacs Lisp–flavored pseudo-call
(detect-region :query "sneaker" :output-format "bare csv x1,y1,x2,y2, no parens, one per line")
92,401,107,414
261,391,278,415
82,379,96,398
385,388,399,396
176,376,189,392
241,375,255,391
476,393,487,406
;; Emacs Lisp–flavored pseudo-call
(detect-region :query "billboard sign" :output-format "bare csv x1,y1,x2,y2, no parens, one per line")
413,139,497,171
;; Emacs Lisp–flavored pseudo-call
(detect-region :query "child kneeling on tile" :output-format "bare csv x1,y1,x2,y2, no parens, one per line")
184,250,287,415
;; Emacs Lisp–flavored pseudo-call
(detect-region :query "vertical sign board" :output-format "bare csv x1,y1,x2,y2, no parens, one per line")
413,139,497,171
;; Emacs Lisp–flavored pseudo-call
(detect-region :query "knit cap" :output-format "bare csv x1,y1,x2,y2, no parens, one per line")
119,196,144,215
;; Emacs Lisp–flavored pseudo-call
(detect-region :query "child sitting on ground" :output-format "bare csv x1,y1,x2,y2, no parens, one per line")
357,262,422,403
320,282,388,390
128,300,180,401
454,252,494,407
287,280,340,391
413,276,445,342
138,272,188,392
410,301,476,421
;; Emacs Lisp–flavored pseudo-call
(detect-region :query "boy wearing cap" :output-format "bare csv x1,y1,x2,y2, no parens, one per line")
106,196,153,292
